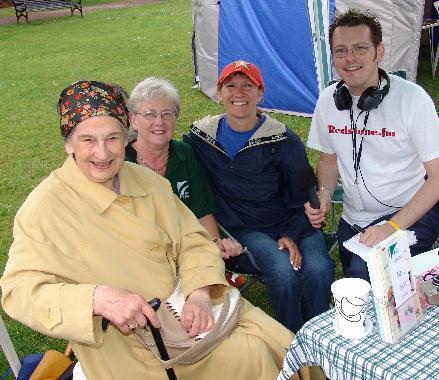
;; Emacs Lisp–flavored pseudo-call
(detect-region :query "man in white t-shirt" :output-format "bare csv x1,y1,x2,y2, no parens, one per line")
305,8,439,281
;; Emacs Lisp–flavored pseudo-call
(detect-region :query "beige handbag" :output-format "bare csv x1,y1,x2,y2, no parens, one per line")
134,278,240,369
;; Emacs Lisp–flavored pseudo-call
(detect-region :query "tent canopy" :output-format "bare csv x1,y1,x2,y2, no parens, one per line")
192,0,424,116
336,0,425,82
192,0,334,116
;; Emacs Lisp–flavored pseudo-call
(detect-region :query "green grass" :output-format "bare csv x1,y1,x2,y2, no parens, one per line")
0,0,437,373
0,7,14,18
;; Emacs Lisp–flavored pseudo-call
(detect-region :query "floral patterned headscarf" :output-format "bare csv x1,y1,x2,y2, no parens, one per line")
58,80,129,138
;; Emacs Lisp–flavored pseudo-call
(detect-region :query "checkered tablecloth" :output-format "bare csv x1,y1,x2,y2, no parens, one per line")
278,306,439,380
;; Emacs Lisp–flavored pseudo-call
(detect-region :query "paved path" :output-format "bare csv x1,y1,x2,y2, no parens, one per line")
0,0,159,25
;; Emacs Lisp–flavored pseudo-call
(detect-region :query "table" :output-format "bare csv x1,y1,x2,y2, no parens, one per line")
278,306,439,380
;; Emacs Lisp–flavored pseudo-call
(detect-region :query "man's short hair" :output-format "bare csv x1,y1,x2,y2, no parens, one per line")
329,9,382,48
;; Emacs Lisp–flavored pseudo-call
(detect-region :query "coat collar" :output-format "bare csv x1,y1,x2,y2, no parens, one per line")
191,113,287,154
57,155,148,214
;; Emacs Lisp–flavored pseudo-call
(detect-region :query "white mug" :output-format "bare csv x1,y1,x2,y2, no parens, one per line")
331,278,371,339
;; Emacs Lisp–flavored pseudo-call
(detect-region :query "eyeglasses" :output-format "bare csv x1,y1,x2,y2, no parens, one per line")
134,110,177,121
332,44,374,59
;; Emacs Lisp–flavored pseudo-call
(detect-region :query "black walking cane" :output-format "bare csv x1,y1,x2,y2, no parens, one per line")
102,298,177,380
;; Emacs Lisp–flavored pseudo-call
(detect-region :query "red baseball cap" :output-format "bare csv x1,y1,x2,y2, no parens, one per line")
217,60,264,91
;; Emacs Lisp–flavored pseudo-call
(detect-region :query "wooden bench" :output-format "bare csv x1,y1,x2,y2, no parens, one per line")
13,0,83,24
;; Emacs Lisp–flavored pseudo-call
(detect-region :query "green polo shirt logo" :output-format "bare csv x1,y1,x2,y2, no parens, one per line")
177,181,189,200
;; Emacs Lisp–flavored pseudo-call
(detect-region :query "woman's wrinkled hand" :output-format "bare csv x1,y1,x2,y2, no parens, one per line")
215,238,243,259
180,286,213,337
93,285,160,334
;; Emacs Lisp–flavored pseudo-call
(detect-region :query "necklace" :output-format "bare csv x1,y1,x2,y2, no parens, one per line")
137,152,169,173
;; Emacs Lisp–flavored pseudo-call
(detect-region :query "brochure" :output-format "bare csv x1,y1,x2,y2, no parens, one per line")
365,230,424,344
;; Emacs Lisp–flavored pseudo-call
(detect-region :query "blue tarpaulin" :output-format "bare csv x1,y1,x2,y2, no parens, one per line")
192,0,334,116
218,0,320,115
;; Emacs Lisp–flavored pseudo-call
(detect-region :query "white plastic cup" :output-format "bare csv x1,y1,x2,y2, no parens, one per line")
331,278,371,339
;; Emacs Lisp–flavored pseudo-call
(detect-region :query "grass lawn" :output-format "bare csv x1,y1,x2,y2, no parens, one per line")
0,0,437,373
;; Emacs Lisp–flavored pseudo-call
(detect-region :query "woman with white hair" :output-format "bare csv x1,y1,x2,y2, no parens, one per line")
126,77,242,260
1,79,297,380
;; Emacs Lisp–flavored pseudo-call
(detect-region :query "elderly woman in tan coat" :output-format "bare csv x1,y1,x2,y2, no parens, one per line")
0,80,299,380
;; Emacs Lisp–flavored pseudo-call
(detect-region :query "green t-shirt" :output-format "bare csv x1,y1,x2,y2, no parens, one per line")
125,140,217,218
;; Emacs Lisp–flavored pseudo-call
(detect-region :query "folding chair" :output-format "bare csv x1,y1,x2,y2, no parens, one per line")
324,182,344,255
217,224,264,294
1,313,76,380
0,314,21,378
422,1,439,79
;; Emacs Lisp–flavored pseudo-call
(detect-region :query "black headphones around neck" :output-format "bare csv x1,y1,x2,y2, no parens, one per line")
333,68,390,111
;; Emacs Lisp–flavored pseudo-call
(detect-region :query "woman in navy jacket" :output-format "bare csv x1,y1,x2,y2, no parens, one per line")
187,60,334,333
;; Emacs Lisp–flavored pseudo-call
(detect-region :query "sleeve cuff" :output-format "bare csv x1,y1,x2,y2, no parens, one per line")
59,283,103,345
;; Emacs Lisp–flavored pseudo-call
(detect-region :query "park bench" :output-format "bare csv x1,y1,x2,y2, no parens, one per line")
13,0,83,24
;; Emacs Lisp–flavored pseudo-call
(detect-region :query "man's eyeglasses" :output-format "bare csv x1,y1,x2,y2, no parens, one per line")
134,110,177,121
332,44,374,59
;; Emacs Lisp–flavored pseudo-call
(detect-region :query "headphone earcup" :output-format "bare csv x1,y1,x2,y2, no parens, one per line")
333,85,352,110
357,68,391,111
357,87,381,111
